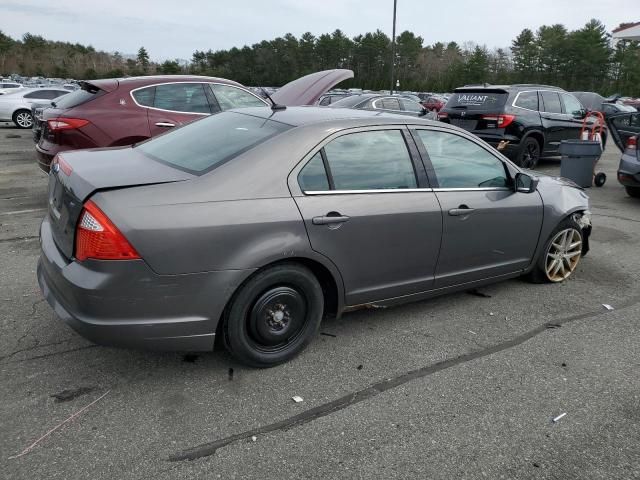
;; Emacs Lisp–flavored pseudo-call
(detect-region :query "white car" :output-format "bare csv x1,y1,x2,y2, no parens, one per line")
0,82,24,95
0,87,69,128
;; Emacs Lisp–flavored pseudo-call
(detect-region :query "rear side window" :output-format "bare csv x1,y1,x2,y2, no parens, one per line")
298,152,330,191
54,87,103,109
136,111,291,174
153,83,211,113
378,98,401,110
323,130,417,190
210,84,266,110
417,130,508,188
514,91,539,111
540,91,562,113
318,96,332,106
132,87,154,107
448,91,508,111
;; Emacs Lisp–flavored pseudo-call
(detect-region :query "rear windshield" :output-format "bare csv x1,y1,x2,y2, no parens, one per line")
447,91,508,110
136,111,292,174
54,84,103,109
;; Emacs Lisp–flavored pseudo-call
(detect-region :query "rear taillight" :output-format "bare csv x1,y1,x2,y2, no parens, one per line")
626,136,637,151
437,111,449,119
50,155,73,176
47,117,90,131
481,114,515,128
75,201,140,261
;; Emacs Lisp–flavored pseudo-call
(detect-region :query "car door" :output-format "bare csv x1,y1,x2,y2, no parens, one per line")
136,83,213,137
606,112,640,152
291,127,443,306
413,128,543,288
560,92,586,139
539,90,566,152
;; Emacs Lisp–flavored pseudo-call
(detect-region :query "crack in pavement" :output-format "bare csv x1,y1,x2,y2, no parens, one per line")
2,345,99,364
0,235,39,244
0,338,77,363
592,212,640,224
167,297,640,462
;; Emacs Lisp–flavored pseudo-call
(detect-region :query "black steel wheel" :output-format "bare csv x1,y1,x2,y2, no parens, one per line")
516,137,541,169
222,263,324,367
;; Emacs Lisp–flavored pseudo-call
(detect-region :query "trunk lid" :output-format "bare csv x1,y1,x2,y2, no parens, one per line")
271,69,353,106
606,111,640,153
442,88,509,131
47,147,193,259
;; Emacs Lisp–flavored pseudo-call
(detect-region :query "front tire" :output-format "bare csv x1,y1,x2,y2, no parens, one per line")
529,218,584,284
13,109,33,129
222,263,324,367
625,186,640,198
515,137,541,169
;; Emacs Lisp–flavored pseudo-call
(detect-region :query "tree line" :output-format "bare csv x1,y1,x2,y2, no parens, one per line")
1,19,639,96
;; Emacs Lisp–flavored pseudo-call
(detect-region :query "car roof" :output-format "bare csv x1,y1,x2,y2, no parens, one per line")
229,106,438,128
87,75,244,92
455,84,567,92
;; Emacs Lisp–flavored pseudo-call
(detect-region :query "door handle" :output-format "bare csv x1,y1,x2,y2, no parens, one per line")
448,206,475,216
312,213,350,225
155,122,175,128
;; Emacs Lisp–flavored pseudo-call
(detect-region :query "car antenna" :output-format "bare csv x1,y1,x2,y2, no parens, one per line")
261,88,286,111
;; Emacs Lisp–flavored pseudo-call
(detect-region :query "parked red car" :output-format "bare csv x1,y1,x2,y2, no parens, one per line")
422,95,446,112
36,70,354,173
35,76,270,172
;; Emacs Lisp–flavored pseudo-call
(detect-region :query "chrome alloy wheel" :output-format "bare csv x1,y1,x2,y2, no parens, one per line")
545,228,582,282
15,111,33,128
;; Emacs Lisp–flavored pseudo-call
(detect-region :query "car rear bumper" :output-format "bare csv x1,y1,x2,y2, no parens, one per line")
37,215,255,352
617,153,640,187
35,143,57,173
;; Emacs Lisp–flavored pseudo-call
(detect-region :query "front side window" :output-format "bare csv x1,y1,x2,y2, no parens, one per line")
323,130,417,190
210,84,266,110
402,99,424,113
417,130,508,188
561,93,584,116
153,83,210,113
136,111,291,174
514,91,539,111
540,91,562,114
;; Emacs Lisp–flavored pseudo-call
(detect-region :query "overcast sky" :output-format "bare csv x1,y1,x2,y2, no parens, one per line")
1,0,638,61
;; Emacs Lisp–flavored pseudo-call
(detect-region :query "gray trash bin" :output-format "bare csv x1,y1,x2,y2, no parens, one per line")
559,139,602,188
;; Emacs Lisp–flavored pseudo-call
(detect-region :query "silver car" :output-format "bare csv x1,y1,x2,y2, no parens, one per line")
0,87,69,128
38,107,592,367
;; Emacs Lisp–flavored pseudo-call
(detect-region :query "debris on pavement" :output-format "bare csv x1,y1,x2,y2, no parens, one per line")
489,312,494,316
51,386,96,403
602,304,614,311
552,412,567,423
182,354,199,363
546,323,562,329
467,289,492,298
292,396,304,403
320,332,337,338
9,390,110,460
468,330,477,335
357,365,363,370
251,436,257,442
228,368,234,381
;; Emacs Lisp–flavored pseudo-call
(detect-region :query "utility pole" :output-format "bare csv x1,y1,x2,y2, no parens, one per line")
390,0,397,94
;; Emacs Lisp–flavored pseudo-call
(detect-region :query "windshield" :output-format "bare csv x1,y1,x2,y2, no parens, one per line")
136,111,292,174
447,90,508,111
329,95,367,108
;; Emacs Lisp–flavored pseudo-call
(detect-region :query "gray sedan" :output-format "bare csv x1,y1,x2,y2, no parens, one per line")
38,107,592,367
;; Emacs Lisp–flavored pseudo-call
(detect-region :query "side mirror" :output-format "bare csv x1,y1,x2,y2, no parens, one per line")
574,109,587,120
420,107,428,116
515,172,538,193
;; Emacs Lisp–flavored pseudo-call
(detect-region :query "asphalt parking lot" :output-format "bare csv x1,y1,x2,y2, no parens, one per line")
1,123,639,479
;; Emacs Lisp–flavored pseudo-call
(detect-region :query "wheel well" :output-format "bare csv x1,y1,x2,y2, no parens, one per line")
214,257,341,346
525,131,544,150
12,108,30,117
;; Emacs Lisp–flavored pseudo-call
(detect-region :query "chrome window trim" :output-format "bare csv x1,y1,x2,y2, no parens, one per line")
304,188,434,195
511,90,539,112
371,97,403,113
129,81,268,115
432,187,512,192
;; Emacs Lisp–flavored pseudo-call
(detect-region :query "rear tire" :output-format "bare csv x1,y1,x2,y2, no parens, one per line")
529,218,584,284
13,109,33,129
222,263,324,367
515,137,541,169
626,186,640,198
